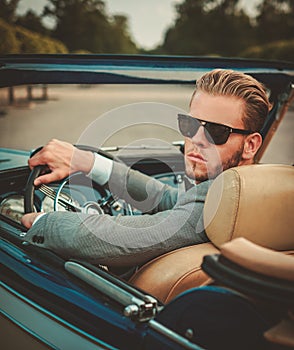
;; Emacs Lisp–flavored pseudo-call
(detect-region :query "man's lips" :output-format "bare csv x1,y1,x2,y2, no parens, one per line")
186,152,207,163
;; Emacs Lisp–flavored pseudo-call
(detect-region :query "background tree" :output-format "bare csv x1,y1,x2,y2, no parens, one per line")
43,0,107,52
0,18,67,54
255,0,294,44
162,0,206,55
15,9,49,36
0,18,19,53
42,0,138,53
204,0,255,56
158,0,293,61
109,15,137,53
0,0,292,59
160,0,254,56
0,0,19,23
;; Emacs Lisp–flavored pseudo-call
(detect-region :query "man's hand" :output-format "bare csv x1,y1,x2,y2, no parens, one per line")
21,212,44,229
29,139,94,186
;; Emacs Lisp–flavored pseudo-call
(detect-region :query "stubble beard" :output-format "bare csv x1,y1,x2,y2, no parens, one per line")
185,143,244,183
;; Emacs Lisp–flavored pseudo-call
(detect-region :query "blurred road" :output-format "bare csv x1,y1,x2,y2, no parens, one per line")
0,85,293,165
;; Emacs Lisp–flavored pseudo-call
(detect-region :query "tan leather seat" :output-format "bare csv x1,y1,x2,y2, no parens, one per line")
129,164,294,303
220,237,294,281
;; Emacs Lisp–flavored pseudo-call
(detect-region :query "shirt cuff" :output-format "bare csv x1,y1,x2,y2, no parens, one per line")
32,212,47,226
87,153,113,185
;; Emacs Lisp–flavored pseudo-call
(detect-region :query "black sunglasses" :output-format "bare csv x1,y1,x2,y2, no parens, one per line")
177,114,252,145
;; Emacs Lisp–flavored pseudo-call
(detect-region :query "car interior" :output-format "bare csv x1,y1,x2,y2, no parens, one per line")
0,55,293,349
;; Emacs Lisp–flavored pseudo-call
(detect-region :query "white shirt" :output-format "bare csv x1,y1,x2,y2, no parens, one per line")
87,153,113,185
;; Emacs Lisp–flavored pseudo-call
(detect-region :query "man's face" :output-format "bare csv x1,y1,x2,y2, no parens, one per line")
184,91,247,182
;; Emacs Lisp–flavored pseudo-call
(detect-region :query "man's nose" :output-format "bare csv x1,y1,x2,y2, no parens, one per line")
190,125,208,146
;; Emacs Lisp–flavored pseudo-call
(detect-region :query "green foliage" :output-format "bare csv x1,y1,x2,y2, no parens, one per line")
160,0,255,56
43,0,109,52
255,0,294,44
108,15,138,54
0,18,68,54
158,0,294,59
0,19,20,53
1,0,293,58
14,26,68,53
1,0,138,54
0,0,20,23
241,40,294,63
15,9,49,36
43,0,138,53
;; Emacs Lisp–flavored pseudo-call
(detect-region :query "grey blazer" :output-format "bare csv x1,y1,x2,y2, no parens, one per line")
25,162,211,266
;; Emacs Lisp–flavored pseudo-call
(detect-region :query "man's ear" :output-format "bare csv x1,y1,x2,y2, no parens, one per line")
242,132,263,161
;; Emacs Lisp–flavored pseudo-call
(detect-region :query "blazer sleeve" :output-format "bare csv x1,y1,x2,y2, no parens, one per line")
24,181,211,267
106,161,179,213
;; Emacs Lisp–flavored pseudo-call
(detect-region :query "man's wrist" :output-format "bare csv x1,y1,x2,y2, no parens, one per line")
73,149,95,174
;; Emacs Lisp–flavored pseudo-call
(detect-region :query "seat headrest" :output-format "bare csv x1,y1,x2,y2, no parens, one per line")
203,164,294,250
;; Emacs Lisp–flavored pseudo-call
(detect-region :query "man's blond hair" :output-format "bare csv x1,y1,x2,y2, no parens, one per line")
191,69,271,132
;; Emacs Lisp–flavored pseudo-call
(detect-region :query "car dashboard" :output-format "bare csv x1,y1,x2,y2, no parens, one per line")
0,147,185,235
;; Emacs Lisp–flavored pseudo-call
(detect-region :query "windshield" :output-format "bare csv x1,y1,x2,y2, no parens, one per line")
0,83,192,148
0,80,293,164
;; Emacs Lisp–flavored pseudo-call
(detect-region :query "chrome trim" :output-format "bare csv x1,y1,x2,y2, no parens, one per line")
65,261,160,322
149,319,204,350
65,262,203,348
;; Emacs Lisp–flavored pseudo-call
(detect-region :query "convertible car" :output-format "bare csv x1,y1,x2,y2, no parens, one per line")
0,54,293,349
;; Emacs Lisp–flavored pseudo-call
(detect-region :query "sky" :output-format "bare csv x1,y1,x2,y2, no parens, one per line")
17,0,262,50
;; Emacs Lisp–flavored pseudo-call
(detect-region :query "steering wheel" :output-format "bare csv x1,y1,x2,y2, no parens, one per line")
24,146,123,215
24,165,44,213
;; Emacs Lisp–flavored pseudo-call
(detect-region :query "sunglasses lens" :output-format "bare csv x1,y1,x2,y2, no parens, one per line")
178,114,231,145
178,115,200,138
205,123,230,145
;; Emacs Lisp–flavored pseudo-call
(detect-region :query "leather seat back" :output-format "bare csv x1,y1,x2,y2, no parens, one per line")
129,164,294,303
204,164,294,250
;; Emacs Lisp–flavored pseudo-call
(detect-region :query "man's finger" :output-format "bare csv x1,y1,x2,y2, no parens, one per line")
34,171,65,186
28,152,47,169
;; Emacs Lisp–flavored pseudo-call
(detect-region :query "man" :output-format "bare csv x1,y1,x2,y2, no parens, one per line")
21,69,271,267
